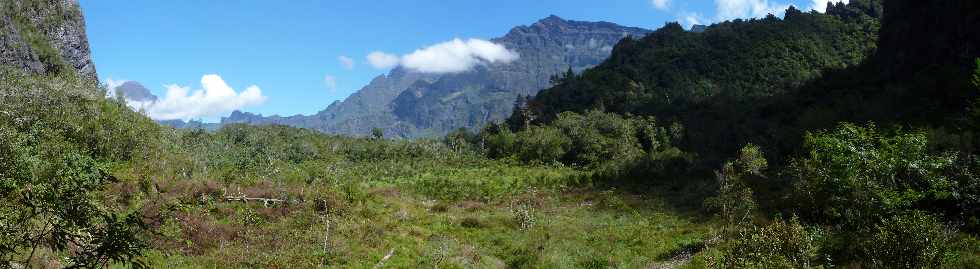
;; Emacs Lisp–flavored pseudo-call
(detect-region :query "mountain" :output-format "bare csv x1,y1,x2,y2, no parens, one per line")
221,67,440,136
113,81,157,102
221,15,651,138
0,0,97,81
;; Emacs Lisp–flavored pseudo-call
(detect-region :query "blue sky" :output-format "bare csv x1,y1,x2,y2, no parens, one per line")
80,0,842,122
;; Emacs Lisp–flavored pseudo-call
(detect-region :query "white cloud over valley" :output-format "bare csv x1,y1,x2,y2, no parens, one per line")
366,38,519,74
652,0,671,10
123,74,266,121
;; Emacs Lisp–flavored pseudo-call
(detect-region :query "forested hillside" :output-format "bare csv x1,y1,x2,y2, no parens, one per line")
470,0,980,267
523,0,884,163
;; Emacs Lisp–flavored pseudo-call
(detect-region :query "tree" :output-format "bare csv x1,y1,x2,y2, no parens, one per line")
548,67,575,86
704,144,766,229
0,72,148,268
506,95,536,132
0,144,146,268
371,128,384,140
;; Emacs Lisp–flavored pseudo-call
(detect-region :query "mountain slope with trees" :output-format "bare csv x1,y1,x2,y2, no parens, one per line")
470,0,980,266
523,0,884,163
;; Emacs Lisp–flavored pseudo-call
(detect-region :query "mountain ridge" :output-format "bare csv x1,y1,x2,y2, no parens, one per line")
211,15,652,138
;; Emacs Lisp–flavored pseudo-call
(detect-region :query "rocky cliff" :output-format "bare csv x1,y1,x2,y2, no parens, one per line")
0,0,96,81
221,15,650,138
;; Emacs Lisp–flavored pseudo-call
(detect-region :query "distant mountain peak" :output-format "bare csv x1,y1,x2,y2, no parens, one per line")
503,15,648,42
114,81,158,102
536,15,567,25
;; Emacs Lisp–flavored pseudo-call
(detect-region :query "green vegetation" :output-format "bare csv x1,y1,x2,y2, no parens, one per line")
2,0,979,268
0,71,149,268
0,70,719,268
525,0,883,163
487,0,980,267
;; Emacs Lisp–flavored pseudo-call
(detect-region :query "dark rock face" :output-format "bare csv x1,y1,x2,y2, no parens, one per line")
224,15,651,138
0,0,97,81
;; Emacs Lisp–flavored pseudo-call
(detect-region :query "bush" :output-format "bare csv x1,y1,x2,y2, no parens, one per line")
868,211,951,268
705,144,767,228
551,111,644,166
721,216,818,269
480,122,517,159
789,123,958,228
0,72,148,267
514,126,570,164
478,110,686,169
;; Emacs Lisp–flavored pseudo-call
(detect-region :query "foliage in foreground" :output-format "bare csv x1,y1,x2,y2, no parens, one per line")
697,124,980,268
0,71,150,268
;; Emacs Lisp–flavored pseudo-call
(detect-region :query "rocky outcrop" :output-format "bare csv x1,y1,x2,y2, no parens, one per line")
0,0,97,81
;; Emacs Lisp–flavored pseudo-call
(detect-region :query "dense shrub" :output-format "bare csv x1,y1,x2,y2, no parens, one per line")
480,122,517,159
0,71,148,267
550,111,645,165
867,211,951,268
704,144,767,227
789,123,960,228
782,123,979,267
479,110,684,169
720,216,818,269
514,126,570,164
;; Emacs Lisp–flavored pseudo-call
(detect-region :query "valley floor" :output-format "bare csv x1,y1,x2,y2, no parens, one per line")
128,161,715,268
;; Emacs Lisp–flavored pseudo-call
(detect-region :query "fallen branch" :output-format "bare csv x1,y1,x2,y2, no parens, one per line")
371,248,395,269
224,195,284,207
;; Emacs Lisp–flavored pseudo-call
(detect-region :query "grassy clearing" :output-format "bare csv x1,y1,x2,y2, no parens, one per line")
124,158,713,268
0,71,716,267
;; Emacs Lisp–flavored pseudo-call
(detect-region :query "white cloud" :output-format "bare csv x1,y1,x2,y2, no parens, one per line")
810,0,848,12
714,0,790,21
400,38,519,73
366,51,400,69
366,38,519,74
652,0,671,10
679,12,707,28
125,74,266,121
324,74,337,91
338,56,355,70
